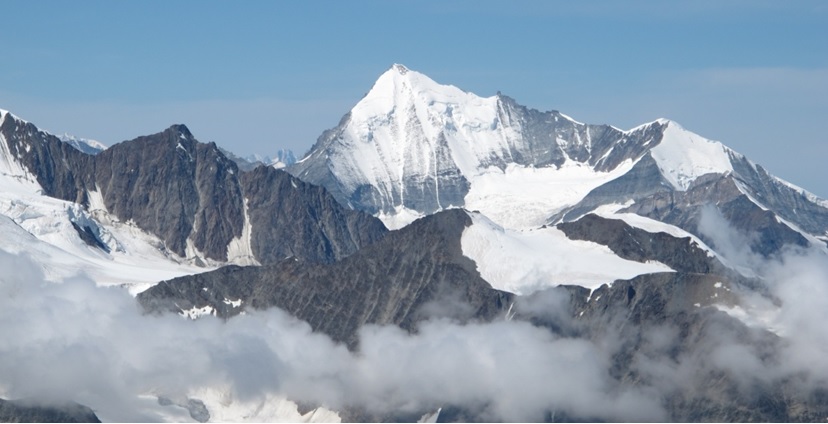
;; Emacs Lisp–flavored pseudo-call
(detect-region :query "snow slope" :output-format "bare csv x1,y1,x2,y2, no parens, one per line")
464,160,635,229
649,119,734,190
461,212,673,294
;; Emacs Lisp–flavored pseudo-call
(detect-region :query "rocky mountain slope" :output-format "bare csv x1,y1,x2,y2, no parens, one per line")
0,110,386,270
139,209,513,348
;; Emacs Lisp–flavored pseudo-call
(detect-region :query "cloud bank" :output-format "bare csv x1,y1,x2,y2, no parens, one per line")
2,206,828,422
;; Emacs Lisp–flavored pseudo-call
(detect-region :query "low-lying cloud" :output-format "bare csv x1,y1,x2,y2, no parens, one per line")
3,205,828,422
0,249,665,422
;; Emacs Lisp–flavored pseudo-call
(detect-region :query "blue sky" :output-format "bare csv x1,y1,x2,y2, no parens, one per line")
2,1,827,196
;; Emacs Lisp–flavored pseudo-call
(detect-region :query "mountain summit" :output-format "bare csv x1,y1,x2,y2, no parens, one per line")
289,65,828,257
289,64,680,228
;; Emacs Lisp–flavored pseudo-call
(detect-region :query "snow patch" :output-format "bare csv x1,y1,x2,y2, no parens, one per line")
714,304,782,336
376,205,423,230
86,186,107,213
58,133,107,154
1,168,209,293
223,298,242,308
590,207,718,258
180,305,215,320
226,198,260,266
418,408,442,423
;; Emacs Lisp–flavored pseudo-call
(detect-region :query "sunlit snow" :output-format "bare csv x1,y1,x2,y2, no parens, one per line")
465,160,635,229
461,212,673,294
649,119,734,190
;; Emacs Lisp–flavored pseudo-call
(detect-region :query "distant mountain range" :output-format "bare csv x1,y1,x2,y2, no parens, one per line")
2,64,828,422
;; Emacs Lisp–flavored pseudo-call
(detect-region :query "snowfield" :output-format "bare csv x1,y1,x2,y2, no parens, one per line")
464,159,635,230
461,212,674,294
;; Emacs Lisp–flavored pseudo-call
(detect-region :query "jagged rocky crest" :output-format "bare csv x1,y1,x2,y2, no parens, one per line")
0,113,386,265
139,209,513,348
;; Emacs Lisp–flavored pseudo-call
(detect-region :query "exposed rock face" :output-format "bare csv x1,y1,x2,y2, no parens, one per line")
621,174,809,258
0,398,101,423
93,125,246,260
551,155,816,258
557,213,725,275
240,166,387,264
0,114,386,264
138,209,513,347
0,114,95,205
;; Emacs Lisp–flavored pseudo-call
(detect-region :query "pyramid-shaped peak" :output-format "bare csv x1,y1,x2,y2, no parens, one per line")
166,124,194,139
355,64,490,119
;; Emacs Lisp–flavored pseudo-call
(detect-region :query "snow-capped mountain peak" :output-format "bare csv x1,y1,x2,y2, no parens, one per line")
58,132,108,155
290,65,662,228
290,65,828,248
353,63,494,132
648,119,734,190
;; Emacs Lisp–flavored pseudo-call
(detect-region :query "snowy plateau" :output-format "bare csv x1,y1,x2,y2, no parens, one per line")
2,62,828,423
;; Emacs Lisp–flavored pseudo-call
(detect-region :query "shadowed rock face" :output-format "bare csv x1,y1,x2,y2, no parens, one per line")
240,165,388,265
551,155,814,259
92,125,246,260
1,116,386,264
0,398,101,423
620,174,809,258
138,209,513,348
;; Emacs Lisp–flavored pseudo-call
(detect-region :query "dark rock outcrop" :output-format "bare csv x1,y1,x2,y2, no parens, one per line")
621,174,809,258
92,125,245,260
138,209,512,348
557,213,725,275
240,166,387,264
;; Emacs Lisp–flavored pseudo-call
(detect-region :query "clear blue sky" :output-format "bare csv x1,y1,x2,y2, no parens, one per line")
2,1,826,197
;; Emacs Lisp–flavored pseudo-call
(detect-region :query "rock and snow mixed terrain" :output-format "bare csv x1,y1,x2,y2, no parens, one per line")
291,65,828,241
1,110,206,293
2,64,828,422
